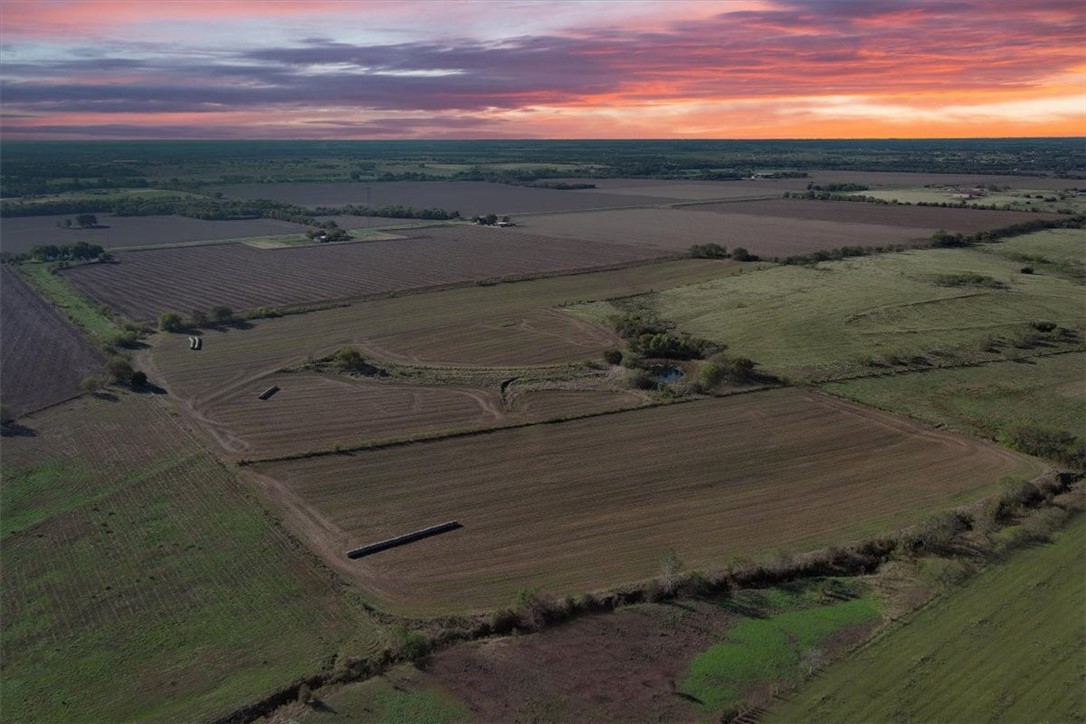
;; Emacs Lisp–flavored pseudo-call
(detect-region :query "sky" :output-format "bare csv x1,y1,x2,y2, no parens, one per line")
1,0,1083,140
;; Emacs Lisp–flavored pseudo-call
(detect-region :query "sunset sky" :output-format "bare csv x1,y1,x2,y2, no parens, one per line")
1,0,1083,140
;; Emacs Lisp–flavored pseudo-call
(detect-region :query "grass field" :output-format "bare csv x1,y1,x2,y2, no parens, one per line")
680,581,880,718
645,246,1085,381
854,187,1085,214
982,227,1086,269
824,353,1086,442
0,266,103,416
253,389,1041,615
766,513,1086,723
0,393,384,722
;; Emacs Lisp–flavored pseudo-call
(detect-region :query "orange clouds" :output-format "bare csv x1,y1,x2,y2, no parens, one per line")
1,0,1083,139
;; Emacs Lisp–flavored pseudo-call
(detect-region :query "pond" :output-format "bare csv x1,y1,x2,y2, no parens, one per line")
649,364,684,383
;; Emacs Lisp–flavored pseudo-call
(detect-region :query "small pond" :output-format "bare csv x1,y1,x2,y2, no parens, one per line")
649,364,684,383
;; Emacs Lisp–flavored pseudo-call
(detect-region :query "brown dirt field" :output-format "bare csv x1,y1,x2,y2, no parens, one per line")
195,373,503,457
686,198,1062,233
0,265,103,416
211,180,672,215
421,601,725,722
252,388,1042,615
357,308,624,366
62,225,659,321
0,214,311,253
507,207,928,256
191,373,647,458
146,259,733,405
559,177,814,199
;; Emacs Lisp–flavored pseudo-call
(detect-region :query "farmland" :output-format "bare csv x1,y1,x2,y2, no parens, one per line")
507,207,936,256
0,393,384,722
0,265,103,416
61,225,661,322
192,373,646,458
983,227,1086,269
767,513,1086,723
147,258,734,404
687,198,1060,233
254,389,1040,615
212,180,673,215
641,245,1085,381
0,214,313,253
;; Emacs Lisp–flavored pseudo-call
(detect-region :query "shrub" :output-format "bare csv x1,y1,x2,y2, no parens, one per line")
731,247,757,261
900,511,969,554
157,311,183,332
603,348,623,365
392,626,430,660
1020,266,1034,274
80,375,102,394
189,308,210,327
689,243,728,259
626,369,655,390
130,370,148,388
209,305,234,324
105,356,134,384
0,404,13,426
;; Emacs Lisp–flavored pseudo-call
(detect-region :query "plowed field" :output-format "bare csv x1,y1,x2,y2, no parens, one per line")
507,207,929,256
253,388,1042,615
687,198,1059,232
0,214,311,252
193,373,646,458
0,265,102,416
212,180,670,214
61,225,659,321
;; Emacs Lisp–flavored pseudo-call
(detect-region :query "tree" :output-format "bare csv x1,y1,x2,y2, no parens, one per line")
130,370,148,388
209,305,233,324
731,247,756,262
190,309,210,328
105,356,134,384
75,213,98,228
158,312,183,332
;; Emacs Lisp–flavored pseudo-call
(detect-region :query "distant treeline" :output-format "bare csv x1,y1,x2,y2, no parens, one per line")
784,189,1081,213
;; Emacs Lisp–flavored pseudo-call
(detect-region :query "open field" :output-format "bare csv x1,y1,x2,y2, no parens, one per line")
983,227,1086,267
146,259,735,405
62,225,660,321
854,187,1086,214
561,178,812,199
355,307,624,366
507,207,934,256
767,513,1086,723
0,214,312,253
824,353,1086,441
646,246,1086,381
687,198,1060,233
192,372,647,458
803,170,1083,190
211,180,672,215
297,577,879,723
253,389,1041,615
0,265,103,417
0,393,383,722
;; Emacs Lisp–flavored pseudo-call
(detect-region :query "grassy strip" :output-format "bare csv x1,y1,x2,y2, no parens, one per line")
13,262,120,345
681,584,879,719
766,512,1086,723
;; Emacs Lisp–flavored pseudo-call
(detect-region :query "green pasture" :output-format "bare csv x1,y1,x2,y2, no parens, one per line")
824,352,1085,442
680,579,879,719
767,513,1086,723
639,246,1084,381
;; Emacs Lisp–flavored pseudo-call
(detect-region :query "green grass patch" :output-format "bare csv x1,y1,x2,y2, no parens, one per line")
13,262,119,344
298,665,470,723
823,352,1085,442
0,395,384,722
766,513,1086,724
649,247,1084,381
680,582,879,718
